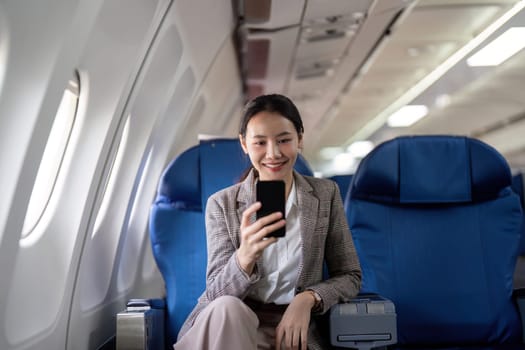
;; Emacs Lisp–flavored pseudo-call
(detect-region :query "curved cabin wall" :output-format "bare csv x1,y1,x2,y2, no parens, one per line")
0,0,243,349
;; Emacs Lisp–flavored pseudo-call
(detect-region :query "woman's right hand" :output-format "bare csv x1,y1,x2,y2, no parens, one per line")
237,201,284,274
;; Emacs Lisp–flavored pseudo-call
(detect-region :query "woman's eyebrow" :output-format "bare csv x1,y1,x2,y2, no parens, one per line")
276,131,292,137
251,131,292,139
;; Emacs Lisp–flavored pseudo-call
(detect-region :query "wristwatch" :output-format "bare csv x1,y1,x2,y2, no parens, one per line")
307,290,323,312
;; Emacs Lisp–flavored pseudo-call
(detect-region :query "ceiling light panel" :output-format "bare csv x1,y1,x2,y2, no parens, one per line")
387,105,429,127
467,26,525,66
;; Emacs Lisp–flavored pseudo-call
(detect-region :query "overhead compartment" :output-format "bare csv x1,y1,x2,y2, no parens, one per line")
288,1,370,102
243,26,301,100
243,0,305,29
238,0,416,126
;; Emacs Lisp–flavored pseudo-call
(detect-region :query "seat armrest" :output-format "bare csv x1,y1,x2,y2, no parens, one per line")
514,288,525,343
330,294,397,350
116,298,166,350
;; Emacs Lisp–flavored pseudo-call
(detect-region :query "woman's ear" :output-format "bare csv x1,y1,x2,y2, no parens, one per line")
298,133,304,151
239,134,248,154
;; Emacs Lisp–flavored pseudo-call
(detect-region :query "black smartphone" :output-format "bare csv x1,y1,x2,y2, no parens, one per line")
256,180,286,237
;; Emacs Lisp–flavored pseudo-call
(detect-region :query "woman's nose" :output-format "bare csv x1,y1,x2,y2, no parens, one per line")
266,142,281,158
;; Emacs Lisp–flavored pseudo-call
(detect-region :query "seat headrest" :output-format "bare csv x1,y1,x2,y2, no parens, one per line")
156,138,316,210
198,138,314,201
157,145,201,210
199,138,252,205
350,135,512,204
295,155,314,177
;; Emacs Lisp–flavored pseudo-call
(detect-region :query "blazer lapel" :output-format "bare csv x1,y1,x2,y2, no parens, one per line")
295,171,318,241
236,169,256,221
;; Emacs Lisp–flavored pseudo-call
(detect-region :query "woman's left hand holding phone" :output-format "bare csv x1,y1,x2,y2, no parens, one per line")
237,202,285,275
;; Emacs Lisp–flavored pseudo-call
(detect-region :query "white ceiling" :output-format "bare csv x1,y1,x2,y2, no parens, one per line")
239,0,525,175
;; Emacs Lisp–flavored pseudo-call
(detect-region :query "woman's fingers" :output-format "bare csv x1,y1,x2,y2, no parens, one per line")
241,202,285,238
238,202,284,269
240,202,261,229
255,218,285,240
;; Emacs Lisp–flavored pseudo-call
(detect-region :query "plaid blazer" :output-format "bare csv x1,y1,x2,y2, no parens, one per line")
178,170,361,349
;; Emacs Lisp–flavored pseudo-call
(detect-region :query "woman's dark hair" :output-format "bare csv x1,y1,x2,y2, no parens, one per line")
239,94,304,138
238,94,304,182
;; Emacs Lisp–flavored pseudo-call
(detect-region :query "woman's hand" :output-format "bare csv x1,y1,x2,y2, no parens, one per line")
275,292,316,350
236,202,284,274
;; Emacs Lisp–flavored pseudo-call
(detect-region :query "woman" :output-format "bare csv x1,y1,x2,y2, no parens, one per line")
174,94,361,350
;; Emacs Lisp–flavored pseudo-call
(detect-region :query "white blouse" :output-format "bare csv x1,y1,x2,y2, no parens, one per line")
249,180,302,304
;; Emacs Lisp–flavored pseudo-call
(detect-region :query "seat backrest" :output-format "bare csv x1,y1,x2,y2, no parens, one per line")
511,173,524,206
149,144,206,346
511,172,525,255
346,135,523,346
150,138,313,343
328,174,353,202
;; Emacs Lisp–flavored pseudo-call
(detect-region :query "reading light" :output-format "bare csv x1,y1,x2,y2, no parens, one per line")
387,105,428,127
467,27,525,66
347,141,374,158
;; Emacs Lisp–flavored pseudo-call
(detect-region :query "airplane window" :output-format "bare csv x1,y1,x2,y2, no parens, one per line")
21,75,80,237
92,115,131,237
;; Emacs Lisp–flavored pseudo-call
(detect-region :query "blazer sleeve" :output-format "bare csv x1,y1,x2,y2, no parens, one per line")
203,194,260,301
308,180,362,314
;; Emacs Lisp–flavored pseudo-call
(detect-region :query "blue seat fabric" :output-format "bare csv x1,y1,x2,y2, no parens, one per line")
328,174,353,202
511,173,525,255
346,135,523,346
150,138,313,345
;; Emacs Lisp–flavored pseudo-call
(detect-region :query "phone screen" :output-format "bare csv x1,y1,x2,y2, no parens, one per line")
256,180,286,237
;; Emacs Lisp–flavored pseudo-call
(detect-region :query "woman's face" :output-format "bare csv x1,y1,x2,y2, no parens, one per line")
240,111,303,185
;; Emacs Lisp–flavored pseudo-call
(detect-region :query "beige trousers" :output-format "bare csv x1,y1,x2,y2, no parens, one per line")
173,295,286,350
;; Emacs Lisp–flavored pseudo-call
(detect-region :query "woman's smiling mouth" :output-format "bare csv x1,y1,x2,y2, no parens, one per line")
263,160,287,171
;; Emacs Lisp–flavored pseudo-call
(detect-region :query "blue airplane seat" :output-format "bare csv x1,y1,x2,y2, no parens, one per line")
512,173,524,204
149,144,207,346
293,153,315,177
346,135,524,347
149,138,314,345
198,138,252,203
328,174,353,202
198,137,314,201
511,173,525,255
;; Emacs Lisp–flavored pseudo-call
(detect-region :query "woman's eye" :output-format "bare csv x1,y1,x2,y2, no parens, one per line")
278,139,291,144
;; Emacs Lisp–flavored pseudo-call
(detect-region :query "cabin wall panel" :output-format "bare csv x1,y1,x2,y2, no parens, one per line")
173,36,244,156
69,0,239,348
77,19,183,313
171,0,235,82
1,0,241,348
199,38,244,136
0,0,106,349
151,0,244,164
64,0,176,348
0,0,170,349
